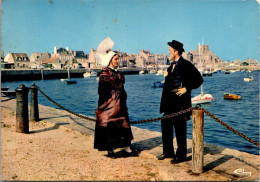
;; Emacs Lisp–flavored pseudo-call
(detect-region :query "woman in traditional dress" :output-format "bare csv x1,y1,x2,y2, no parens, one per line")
94,49,138,159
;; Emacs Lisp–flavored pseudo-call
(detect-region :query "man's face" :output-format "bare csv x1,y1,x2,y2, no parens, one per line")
168,46,178,61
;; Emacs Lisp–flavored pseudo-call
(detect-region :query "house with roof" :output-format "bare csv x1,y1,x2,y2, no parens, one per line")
42,57,61,69
4,52,30,68
135,49,167,68
83,48,97,68
51,46,88,69
30,52,50,62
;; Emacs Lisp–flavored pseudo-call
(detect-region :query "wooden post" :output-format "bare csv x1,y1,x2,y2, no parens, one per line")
15,84,29,133
192,109,204,174
30,83,39,122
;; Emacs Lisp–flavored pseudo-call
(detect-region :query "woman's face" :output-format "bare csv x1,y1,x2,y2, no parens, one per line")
109,54,119,68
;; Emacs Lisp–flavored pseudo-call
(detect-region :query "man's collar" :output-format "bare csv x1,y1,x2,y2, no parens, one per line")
171,57,180,65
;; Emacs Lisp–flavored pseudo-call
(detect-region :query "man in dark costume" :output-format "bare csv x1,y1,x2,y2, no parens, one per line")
94,47,138,159
158,40,203,164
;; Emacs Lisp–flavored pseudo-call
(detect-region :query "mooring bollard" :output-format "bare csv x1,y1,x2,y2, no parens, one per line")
30,83,39,122
15,84,29,133
192,108,204,174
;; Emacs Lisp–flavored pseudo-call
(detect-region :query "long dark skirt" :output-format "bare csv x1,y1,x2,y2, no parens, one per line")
94,122,134,151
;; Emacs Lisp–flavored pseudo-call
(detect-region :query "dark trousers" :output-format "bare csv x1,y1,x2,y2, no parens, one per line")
161,114,187,159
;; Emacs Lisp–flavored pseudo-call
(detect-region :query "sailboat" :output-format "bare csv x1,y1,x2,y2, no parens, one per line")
192,42,214,104
192,85,214,104
244,62,254,82
61,63,77,84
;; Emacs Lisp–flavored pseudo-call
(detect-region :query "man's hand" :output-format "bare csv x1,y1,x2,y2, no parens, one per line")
176,87,187,96
164,70,168,77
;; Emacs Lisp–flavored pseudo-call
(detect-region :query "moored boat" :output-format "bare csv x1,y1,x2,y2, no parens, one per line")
84,71,98,77
225,70,231,74
192,93,214,104
153,80,165,88
244,76,253,82
66,80,77,84
139,70,145,74
224,93,241,100
191,84,214,104
149,69,156,74
1,87,9,91
156,69,164,76
202,71,212,77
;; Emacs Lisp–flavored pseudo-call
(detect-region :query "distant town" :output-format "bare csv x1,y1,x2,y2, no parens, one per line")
1,44,259,71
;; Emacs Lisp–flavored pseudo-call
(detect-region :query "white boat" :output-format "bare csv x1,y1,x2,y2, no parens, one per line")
139,70,145,74
149,69,156,74
192,93,214,104
244,76,253,82
156,69,164,75
84,71,98,77
192,85,214,104
244,63,253,82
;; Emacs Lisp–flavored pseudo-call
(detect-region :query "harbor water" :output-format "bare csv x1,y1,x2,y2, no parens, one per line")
2,71,259,155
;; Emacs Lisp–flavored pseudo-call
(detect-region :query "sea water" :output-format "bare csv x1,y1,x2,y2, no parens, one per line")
2,71,259,154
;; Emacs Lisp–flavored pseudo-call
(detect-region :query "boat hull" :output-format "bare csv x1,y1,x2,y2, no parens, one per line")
191,94,214,104
67,80,77,84
243,78,253,82
224,93,241,100
153,81,164,88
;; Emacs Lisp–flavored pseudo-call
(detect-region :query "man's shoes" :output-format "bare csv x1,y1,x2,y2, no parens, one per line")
107,151,117,159
121,149,139,157
157,153,173,160
170,157,186,164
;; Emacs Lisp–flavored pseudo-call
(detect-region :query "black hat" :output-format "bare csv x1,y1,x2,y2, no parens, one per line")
168,40,185,52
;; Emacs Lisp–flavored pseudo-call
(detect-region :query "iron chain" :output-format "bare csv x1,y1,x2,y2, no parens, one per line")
38,87,96,122
198,107,260,147
1,96,16,102
37,86,259,148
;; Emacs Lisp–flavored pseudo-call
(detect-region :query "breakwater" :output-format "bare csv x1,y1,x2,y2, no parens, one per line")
1,68,143,81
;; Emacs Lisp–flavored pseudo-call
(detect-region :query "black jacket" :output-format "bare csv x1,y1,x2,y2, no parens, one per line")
160,57,203,119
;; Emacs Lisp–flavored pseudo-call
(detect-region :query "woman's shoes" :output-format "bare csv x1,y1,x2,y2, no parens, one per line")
121,149,139,157
106,149,140,158
107,151,117,159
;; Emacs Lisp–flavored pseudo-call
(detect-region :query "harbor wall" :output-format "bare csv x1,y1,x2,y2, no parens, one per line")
1,68,143,81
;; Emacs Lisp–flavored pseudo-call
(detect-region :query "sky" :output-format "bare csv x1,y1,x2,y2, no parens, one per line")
1,0,259,62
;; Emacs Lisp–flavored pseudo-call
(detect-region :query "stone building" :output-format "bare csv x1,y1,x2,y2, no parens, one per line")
30,52,51,62
188,45,223,70
84,48,96,68
117,49,131,68
135,49,167,67
51,46,88,69
42,57,61,69
4,52,30,68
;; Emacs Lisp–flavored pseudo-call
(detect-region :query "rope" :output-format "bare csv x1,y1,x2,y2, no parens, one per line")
199,107,260,147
